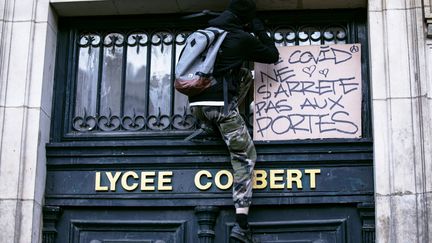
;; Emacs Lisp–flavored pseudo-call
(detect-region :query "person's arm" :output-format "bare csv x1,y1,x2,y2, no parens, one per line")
244,18,279,64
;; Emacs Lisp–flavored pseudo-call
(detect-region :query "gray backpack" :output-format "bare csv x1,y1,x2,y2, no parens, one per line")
175,27,228,96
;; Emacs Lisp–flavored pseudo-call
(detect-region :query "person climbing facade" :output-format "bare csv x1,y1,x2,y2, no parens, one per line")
189,0,279,241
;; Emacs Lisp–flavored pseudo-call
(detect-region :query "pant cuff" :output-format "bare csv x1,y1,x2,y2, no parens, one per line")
235,207,249,215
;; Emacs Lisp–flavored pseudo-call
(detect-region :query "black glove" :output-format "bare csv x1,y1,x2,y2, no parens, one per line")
250,18,266,33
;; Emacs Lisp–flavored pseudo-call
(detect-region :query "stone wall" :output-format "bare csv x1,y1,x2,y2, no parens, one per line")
0,0,57,242
369,0,432,242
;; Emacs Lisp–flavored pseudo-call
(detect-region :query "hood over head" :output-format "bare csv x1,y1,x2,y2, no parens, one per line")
208,10,245,31
228,0,256,24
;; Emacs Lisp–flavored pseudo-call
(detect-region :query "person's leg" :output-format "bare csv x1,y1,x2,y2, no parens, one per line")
195,105,255,242
229,68,254,111
236,68,254,105
189,106,218,140
215,108,256,227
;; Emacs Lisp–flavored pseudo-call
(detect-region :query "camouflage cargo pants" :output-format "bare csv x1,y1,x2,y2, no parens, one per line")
191,69,256,208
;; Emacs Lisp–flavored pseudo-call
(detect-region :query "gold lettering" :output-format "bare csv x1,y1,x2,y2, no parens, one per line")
253,170,268,189
287,169,303,189
158,171,173,191
305,169,321,189
270,170,285,189
106,171,122,191
121,171,139,191
215,170,233,190
94,168,320,193
141,171,156,191
194,170,212,191
95,172,108,191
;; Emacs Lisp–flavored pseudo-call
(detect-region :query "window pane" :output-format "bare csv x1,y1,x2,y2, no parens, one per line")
124,33,148,116
148,32,173,116
75,34,100,117
100,33,124,117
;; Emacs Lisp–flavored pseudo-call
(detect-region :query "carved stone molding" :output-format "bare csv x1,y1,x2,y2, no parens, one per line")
194,206,220,243
42,206,62,243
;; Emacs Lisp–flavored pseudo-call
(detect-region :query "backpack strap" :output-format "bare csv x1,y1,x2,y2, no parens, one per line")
207,28,222,39
223,76,229,115
205,27,229,115
196,30,211,50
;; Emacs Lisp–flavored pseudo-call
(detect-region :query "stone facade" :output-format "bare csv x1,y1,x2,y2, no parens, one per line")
0,0,431,242
369,0,432,241
0,0,57,242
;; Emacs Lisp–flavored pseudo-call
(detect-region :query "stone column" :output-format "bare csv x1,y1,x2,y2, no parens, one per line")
0,0,57,242
368,0,432,242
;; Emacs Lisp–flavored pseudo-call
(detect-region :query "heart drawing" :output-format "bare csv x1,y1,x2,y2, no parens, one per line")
302,65,316,77
319,68,329,78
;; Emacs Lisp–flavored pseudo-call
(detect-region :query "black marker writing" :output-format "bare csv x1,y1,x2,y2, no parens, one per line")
254,44,362,139
255,112,359,137
288,46,353,65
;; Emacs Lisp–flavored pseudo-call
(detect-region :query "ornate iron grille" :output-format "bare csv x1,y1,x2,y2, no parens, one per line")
70,24,350,135
72,30,194,133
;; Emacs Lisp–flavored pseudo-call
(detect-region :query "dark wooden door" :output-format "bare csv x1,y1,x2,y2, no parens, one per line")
44,9,374,243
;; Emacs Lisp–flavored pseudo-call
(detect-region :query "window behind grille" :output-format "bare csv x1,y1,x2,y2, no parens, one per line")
52,11,370,141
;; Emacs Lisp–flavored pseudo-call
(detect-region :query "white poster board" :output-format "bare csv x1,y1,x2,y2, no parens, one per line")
253,44,362,141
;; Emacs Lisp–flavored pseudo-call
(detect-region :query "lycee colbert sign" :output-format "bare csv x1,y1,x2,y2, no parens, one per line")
254,44,362,141
94,169,321,192
45,166,373,195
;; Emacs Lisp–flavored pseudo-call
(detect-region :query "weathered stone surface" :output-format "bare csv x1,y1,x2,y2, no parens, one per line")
0,1,57,243
370,0,432,242
0,199,18,242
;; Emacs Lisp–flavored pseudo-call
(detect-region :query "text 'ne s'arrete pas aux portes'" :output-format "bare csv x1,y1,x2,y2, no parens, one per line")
254,44,362,141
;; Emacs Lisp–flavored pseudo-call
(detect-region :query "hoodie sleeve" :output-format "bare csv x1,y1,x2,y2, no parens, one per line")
243,31,279,64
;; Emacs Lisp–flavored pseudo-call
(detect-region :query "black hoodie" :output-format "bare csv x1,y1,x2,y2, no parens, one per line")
189,10,279,104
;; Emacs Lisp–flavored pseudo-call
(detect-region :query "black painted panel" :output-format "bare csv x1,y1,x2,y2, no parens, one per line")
56,208,196,243
45,140,373,207
45,164,373,207
70,220,186,243
216,205,361,243
54,205,363,243
230,219,347,243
